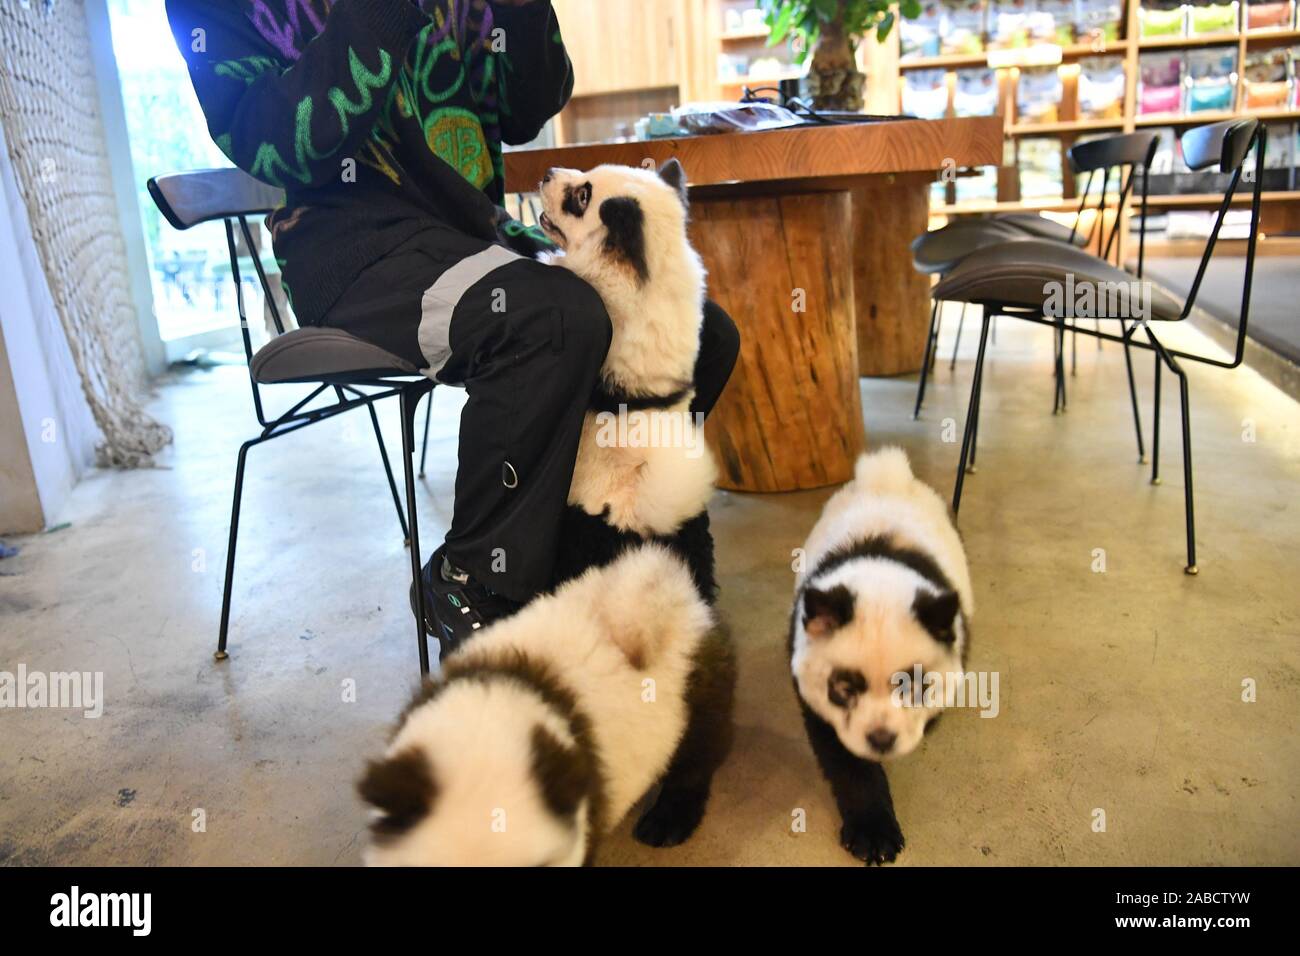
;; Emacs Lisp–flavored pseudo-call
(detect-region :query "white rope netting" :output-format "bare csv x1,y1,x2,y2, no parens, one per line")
0,0,171,468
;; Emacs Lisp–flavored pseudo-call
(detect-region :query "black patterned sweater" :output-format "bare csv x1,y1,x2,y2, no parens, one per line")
166,0,570,324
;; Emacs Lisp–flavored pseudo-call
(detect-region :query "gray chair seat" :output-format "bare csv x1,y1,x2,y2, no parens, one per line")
995,212,1089,247
250,327,419,384
932,238,1185,321
912,218,1032,275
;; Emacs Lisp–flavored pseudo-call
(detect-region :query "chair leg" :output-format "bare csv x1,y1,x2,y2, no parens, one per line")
363,397,410,545
967,363,983,475
913,299,940,420
1175,367,1197,575
949,303,967,371
953,314,992,514
1120,321,1146,464
930,309,943,371
1148,335,1196,574
400,386,432,675
1071,321,1078,376
1151,353,1163,485
216,440,256,661
1052,323,1065,414
418,389,434,478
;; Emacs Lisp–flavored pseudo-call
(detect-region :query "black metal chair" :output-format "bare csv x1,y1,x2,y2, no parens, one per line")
931,119,1265,574
913,130,1159,430
148,168,436,673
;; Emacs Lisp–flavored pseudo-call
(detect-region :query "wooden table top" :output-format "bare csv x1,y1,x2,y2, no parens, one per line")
504,116,1003,194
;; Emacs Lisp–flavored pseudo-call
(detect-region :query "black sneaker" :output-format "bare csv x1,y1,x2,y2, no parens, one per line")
410,546,522,659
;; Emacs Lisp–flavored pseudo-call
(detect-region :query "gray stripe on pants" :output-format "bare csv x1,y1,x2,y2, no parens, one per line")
418,244,523,381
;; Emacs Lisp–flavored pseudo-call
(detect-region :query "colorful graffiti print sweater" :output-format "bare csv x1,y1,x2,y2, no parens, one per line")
166,0,572,324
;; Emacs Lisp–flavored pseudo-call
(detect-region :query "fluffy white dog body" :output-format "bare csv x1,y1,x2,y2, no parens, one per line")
538,160,715,536
359,545,733,866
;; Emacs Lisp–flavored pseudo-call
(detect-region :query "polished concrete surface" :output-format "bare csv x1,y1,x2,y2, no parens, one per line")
2,310,1297,866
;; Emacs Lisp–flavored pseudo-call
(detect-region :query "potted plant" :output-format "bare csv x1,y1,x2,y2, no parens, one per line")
756,0,922,112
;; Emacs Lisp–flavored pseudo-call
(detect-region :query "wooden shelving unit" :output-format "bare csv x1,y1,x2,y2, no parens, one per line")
910,2,1300,243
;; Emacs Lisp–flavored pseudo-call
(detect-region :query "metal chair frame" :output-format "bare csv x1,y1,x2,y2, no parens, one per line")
148,172,436,673
947,120,1266,575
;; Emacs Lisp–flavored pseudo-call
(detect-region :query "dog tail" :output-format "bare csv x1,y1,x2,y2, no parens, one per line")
589,544,714,671
852,446,915,496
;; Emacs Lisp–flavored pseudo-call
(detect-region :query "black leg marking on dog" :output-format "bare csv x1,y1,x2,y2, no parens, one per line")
634,626,737,848
554,506,717,606
798,696,904,865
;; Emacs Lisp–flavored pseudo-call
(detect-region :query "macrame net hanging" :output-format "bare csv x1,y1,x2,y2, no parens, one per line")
0,0,171,468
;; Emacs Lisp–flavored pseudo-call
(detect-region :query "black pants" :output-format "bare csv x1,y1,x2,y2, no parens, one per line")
320,227,740,602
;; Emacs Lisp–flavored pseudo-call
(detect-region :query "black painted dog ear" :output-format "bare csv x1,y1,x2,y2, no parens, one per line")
531,725,591,820
912,588,960,645
657,158,688,205
357,747,438,837
802,584,855,639
599,195,649,283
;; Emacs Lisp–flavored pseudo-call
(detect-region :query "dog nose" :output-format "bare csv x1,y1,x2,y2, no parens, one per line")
542,168,555,185
867,729,897,754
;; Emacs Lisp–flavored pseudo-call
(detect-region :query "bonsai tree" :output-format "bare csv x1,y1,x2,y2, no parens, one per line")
757,0,922,112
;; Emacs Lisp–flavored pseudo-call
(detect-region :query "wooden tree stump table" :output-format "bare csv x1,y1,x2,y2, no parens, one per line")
506,117,1002,492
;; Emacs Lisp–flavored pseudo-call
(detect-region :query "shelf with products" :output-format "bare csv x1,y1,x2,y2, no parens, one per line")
897,0,1300,228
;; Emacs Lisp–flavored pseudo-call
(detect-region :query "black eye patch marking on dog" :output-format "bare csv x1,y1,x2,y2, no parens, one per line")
802,583,855,638
357,746,438,839
531,724,591,822
599,196,649,283
562,181,592,218
912,588,961,645
827,667,866,708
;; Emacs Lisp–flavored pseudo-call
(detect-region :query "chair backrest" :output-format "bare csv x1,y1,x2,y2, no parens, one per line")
1181,118,1258,173
1065,131,1160,273
148,168,292,424
1068,131,1160,175
147,167,284,231
1173,118,1264,356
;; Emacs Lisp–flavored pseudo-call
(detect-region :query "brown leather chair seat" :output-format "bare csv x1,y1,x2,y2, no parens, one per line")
249,327,418,384
932,238,1185,322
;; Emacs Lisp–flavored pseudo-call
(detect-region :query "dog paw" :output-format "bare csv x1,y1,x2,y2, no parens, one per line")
840,813,905,866
633,788,708,848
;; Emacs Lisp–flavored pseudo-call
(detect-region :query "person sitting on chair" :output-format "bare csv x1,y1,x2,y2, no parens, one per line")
167,0,739,654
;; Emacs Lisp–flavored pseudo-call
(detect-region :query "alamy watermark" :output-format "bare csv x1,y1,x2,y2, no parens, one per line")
593,406,706,459
1043,273,1151,323
0,665,103,718
890,667,1000,718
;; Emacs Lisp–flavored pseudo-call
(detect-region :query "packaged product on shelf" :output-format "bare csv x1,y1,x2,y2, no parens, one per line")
1243,0,1294,30
955,165,1000,204
903,69,951,119
1078,55,1127,118
1076,0,1125,43
901,1,945,59
1291,46,1300,108
1251,121,1295,189
1185,45,1238,112
1033,0,1077,43
1017,64,1064,122
1144,126,1182,194
954,68,1001,115
1187,0,1240,34
1242,47,1289,110
989,0,1036,47
942,0,989,54
1017,136,1065,199
1139,1,1188,37
1139,51,1186,114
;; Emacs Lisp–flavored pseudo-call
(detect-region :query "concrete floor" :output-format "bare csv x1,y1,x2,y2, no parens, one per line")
2,310,1297,866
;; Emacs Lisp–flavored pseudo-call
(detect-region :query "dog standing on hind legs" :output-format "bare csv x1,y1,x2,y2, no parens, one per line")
789,447,974,865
